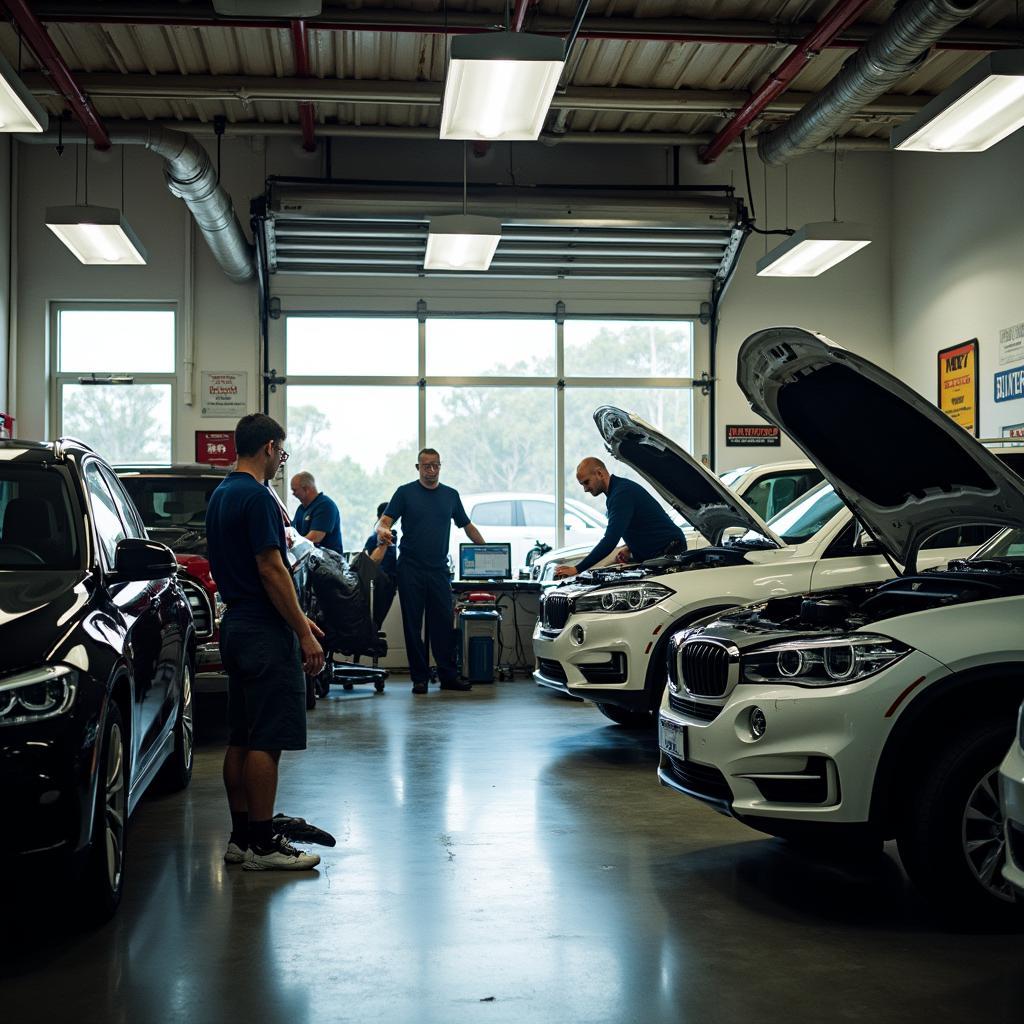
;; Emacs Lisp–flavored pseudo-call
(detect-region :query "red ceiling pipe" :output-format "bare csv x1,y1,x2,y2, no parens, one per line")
290,19,317,152
0,0,110,148
699,0,873,164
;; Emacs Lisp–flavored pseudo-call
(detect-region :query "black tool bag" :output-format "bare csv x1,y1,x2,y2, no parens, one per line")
305,548,378,656
350,550,397,629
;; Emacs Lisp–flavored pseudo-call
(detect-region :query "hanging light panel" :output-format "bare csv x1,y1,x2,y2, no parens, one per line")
45,206,148,265
424,215,501,271
0,51,46,133
440,32,566,141
756,222,870,278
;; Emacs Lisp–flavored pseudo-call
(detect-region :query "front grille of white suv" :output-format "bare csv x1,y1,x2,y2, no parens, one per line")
541,593,571,631
678,640,731,698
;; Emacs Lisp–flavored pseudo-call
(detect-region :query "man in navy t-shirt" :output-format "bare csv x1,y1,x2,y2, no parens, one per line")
376,448,486,694
207,413,325,872
289,471,344,554
554,456,686,579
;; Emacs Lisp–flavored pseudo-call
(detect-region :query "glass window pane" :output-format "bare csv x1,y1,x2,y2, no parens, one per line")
58,309,175,373
426,319,556,377
563,387,692,524
62,384,172,464
0,464,80,569
286,317,418,376
522,500,555,528
286,385,419,548
472,500,515,526
99,465,145,538
564,320,693,378
84,462,127,565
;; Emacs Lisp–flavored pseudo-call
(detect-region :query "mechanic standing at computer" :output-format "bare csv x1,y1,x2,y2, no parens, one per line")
376,448,486,695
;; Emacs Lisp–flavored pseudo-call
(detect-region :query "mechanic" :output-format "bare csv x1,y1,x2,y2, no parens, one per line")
376,448,486,695
207,413,326,871
364,501,398,585
290,470,344,554
554,457,686,579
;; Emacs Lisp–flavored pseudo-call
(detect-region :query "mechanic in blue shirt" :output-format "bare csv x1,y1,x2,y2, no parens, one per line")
555,456,685,579
376,448,486,695
364,501,398,584
289,471,344,554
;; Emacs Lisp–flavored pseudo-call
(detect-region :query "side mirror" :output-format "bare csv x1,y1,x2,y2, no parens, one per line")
112,538,177,582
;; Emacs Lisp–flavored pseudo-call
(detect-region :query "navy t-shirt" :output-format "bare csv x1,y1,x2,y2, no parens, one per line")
206,472,288,617
384,481,469,570
576,475,686,572
364,531,398,581
291,492,344,554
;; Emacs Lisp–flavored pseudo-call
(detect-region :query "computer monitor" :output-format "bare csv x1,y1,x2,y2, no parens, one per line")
459,542,512,581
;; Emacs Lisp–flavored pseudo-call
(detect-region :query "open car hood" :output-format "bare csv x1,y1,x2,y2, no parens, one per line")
593,406,783,547
737,327,1024,572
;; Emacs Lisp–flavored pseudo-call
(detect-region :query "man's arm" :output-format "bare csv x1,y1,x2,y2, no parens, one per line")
464,522,485,544
255,548,324,676
554,494,630,578
367,543,388,565
304,529,327,544
375,513,395,546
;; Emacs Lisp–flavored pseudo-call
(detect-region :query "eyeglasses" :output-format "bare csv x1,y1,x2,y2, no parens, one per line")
272,443,290,463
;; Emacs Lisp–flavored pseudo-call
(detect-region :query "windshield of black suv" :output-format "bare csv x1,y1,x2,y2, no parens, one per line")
765,482,845,545
119,475,223,532
969,527,1024,561
0,464,82,569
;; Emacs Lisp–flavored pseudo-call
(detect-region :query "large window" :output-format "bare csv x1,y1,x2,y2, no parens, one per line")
282,312,696,562
53,304,176,464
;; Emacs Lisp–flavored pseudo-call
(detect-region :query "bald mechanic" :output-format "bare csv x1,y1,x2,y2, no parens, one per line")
554,457,686,579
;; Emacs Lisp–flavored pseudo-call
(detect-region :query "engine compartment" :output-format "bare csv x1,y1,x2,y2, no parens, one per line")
577,545,752,585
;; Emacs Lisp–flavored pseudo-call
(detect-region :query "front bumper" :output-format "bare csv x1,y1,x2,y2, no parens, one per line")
999,737,1024,896
657,648,948,827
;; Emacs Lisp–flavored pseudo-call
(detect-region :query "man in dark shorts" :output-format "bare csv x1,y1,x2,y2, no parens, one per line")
375,448,486,695
207,413,326,871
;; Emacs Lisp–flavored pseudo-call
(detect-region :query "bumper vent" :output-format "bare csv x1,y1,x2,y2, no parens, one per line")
179,575,214,640
542,593,571,631
665,754,732,802
668,692,723,723
579,653,627,684
537,658,568,684
678,640,732,698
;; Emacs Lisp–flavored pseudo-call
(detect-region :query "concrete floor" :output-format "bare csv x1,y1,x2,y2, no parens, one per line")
4,679,1024,1024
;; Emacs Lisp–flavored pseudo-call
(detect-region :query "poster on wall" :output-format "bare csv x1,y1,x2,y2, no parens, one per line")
1001,423,1024,440
994,366,1024,404
195,430,236,466
999,322,1024,366
726,424,781,447
937,339,978,436
201,371,247,418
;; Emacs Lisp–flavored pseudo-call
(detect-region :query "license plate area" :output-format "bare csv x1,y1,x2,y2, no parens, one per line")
659,717,688,760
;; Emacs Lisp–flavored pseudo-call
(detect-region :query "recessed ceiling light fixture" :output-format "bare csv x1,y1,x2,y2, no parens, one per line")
0,51,46,133
45,205,148,265
891,50,1024,153
440,32,566,141
755,222,870,278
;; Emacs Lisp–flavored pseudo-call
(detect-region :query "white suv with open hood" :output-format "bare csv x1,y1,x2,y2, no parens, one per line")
658,327,1024,926
533,406,986,728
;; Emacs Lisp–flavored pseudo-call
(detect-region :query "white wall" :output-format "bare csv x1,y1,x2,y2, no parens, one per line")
892,131,1024,438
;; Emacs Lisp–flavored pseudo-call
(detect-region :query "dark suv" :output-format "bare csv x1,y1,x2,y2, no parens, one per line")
1,439,198,922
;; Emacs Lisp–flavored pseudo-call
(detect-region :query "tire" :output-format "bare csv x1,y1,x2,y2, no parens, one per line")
157,661,194,792
597,702,654,729
79,702,128,925
896,719,1023,928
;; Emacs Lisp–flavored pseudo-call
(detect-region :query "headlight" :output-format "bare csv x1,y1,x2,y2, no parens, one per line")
740,635,912,687
0,665,78,726
574,581,673,614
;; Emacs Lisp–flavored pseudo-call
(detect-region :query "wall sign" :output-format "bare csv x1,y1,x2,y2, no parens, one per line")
201,371,247,418
726,424,781,447
999,322,1024,366
1001,423,1024,439
195,430,236,466
995,366,1024,404
937,339,978,436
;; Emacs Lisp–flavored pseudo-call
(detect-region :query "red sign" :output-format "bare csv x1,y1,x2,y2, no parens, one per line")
195,430,236,466
726,424,781,447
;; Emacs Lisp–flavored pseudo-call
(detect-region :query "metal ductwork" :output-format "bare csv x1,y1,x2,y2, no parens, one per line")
757,0,986,166
25,125,255,283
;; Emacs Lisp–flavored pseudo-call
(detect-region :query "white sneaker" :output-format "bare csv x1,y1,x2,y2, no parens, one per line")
224,841,246,864
243,835,321,871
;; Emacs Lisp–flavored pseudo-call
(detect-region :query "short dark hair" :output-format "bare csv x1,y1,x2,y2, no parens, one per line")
417,448,440,462
376,502,389,518
236,413,285,458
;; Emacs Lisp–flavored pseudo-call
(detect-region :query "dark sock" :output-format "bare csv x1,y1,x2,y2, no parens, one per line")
229,811,249,849
249,819,274,852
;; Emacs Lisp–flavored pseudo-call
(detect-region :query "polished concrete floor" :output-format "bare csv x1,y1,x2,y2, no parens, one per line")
4,679,1024,1024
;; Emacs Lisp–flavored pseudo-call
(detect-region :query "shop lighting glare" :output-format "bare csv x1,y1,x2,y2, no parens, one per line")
424,215,501,271
0,51,46,133
440,32,566,141
892,51,1024,153
756,222,871,278
45,206,148,266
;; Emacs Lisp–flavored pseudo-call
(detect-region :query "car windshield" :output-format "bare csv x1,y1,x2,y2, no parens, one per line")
0,464,82,569
968,527,1024,561
718,467,749,489
120,475,222,531
766,483,845,545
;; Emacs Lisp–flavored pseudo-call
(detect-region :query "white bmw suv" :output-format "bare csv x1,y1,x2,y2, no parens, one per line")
533,406,986,728
658,326,1024,926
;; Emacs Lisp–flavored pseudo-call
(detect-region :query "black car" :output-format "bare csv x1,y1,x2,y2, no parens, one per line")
1,439,199,922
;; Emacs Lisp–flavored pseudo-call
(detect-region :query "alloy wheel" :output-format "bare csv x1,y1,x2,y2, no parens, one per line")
181,667,194,772
105,722,126,893
961,765,1015,903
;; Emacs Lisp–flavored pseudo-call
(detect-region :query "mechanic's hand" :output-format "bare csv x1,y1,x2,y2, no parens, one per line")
300,631,325,677
307,617,325,640
614,547,631,564
377,526,394,546
554,565,579,579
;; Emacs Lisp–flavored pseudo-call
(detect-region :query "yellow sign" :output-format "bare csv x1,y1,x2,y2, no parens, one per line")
937,339,978,436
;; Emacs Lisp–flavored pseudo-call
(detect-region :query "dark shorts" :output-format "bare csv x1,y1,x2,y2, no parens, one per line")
219,610,307,752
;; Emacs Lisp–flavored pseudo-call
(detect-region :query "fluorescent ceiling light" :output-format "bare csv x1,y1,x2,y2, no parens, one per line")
440,32,565,141
0,51,46,133
756,222,871,278
424,215,501,271
892,50,1024,153
45,206,148,266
